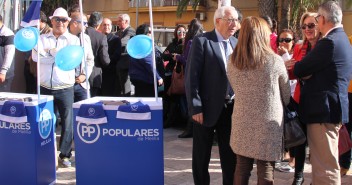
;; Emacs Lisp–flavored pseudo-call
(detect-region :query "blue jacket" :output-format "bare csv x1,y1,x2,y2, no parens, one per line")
294,27,352,124
129,51,161,85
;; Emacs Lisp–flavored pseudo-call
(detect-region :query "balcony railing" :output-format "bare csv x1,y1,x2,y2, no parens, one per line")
129,0,206,8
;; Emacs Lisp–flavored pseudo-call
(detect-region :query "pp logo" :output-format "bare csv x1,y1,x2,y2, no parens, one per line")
22,29,35,39
77,123,100,144
38,109,53,139
131,105,138,111
88,108,95,116
10,106,16,114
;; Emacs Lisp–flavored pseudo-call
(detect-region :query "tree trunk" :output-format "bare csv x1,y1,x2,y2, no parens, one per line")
279,0,291,32
258,0,278,21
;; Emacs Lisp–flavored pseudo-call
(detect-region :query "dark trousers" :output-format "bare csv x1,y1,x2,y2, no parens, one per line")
288,122,307,178
131,79,155,97
192,102,236,185
235,155,275,183
41,86,74,158
101,67,116,96
74,84,88,102
115,69,131,96
339,93,352,169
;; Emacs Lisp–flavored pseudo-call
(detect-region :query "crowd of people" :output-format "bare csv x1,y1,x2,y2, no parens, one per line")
0,1,352,185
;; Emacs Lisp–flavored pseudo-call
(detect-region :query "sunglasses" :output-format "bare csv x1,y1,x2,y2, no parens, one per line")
53,17,68,23
301,23,316,30
278,38,293,43
75,20,88,27
177,30,186,35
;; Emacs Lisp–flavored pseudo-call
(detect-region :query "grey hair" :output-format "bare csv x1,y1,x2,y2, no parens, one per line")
318,0,342,25
213,6,238,26
118,14,130,25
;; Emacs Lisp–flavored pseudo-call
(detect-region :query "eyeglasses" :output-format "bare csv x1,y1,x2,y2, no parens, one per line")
177,30,186,35
75,20,88,27
221,18,238,24
278,38,293,43
53,17,68,23
301,23,317,30
315,14,321,22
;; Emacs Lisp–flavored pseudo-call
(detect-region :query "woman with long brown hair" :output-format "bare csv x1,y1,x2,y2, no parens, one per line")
227,16,291,184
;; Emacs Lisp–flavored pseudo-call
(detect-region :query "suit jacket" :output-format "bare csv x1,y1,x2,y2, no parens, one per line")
116,26,135,70
185,30,237,127
106,33,121,66
85,27,110,88
294,27,352,124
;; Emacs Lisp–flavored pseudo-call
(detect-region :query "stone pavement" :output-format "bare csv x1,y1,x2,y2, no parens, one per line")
56,127,352,185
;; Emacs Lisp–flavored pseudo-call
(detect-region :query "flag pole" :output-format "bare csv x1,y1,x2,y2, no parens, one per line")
78,0,89,98
37,23,41,102
148,0,158,102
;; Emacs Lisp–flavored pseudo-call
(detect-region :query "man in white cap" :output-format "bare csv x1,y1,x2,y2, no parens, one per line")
0,14,15,92
32,7,80,168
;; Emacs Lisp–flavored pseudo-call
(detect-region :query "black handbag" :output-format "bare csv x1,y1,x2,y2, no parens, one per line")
284,104,306,149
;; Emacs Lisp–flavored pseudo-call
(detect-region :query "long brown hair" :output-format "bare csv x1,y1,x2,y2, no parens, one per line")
231,16,274,70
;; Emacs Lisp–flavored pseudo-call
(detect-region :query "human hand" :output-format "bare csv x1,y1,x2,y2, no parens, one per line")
284,59,296,70
192,113,204,124
164,50,170,55
172,54,178,61
158,78,163,86
75,75,86,84
0,74,5,83
278,46,288,56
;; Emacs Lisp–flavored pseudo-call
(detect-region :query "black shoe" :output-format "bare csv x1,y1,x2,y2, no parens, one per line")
178,131,192,138
292,177,304,185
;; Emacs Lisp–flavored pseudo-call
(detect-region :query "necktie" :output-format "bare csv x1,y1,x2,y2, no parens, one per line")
223,40,230,61
223,40,234,98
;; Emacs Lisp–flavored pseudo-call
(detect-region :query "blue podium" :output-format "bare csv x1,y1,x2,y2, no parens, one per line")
73,97,163,185
0,93,56,185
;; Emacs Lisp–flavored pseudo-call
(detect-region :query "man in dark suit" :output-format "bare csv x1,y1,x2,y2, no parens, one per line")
86,11,110,97
115,14,135,96
101,18,121,96
185,6,239,185
294,1,352,184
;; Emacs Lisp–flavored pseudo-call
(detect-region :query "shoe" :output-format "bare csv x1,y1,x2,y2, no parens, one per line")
277,164,295,173
292,177,304,185
178,130,192,138
59,157,72,168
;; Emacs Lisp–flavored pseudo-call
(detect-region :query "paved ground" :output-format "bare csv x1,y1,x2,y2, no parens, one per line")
56,127,352,185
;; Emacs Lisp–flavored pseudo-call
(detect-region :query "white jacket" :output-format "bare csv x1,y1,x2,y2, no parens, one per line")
32,30,80,90
77,33,94,89
0,25,15,78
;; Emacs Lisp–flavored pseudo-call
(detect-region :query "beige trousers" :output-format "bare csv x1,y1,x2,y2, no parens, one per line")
307,123,341,185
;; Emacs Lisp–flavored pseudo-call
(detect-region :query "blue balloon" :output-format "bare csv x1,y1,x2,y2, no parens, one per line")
55,45,84,71
127,35,153,59
14,27,39,51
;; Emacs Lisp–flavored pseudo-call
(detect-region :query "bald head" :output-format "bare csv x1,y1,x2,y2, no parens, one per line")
101,18,112,35
69,12,88,35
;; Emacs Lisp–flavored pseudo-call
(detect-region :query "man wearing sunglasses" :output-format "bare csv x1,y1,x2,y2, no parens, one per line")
0,14,15,92
69,13,94,102
32,7,81,168
294,1,352,184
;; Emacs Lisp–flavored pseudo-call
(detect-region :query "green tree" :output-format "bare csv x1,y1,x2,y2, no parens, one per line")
41,0,79,17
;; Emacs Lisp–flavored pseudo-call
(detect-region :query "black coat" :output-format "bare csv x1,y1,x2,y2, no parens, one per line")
85,26,110,88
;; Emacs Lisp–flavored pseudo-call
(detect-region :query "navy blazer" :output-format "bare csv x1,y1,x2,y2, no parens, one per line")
294,27,352,124
185,30,237,127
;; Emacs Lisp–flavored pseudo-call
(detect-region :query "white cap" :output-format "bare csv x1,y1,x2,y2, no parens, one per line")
49,7,71,21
